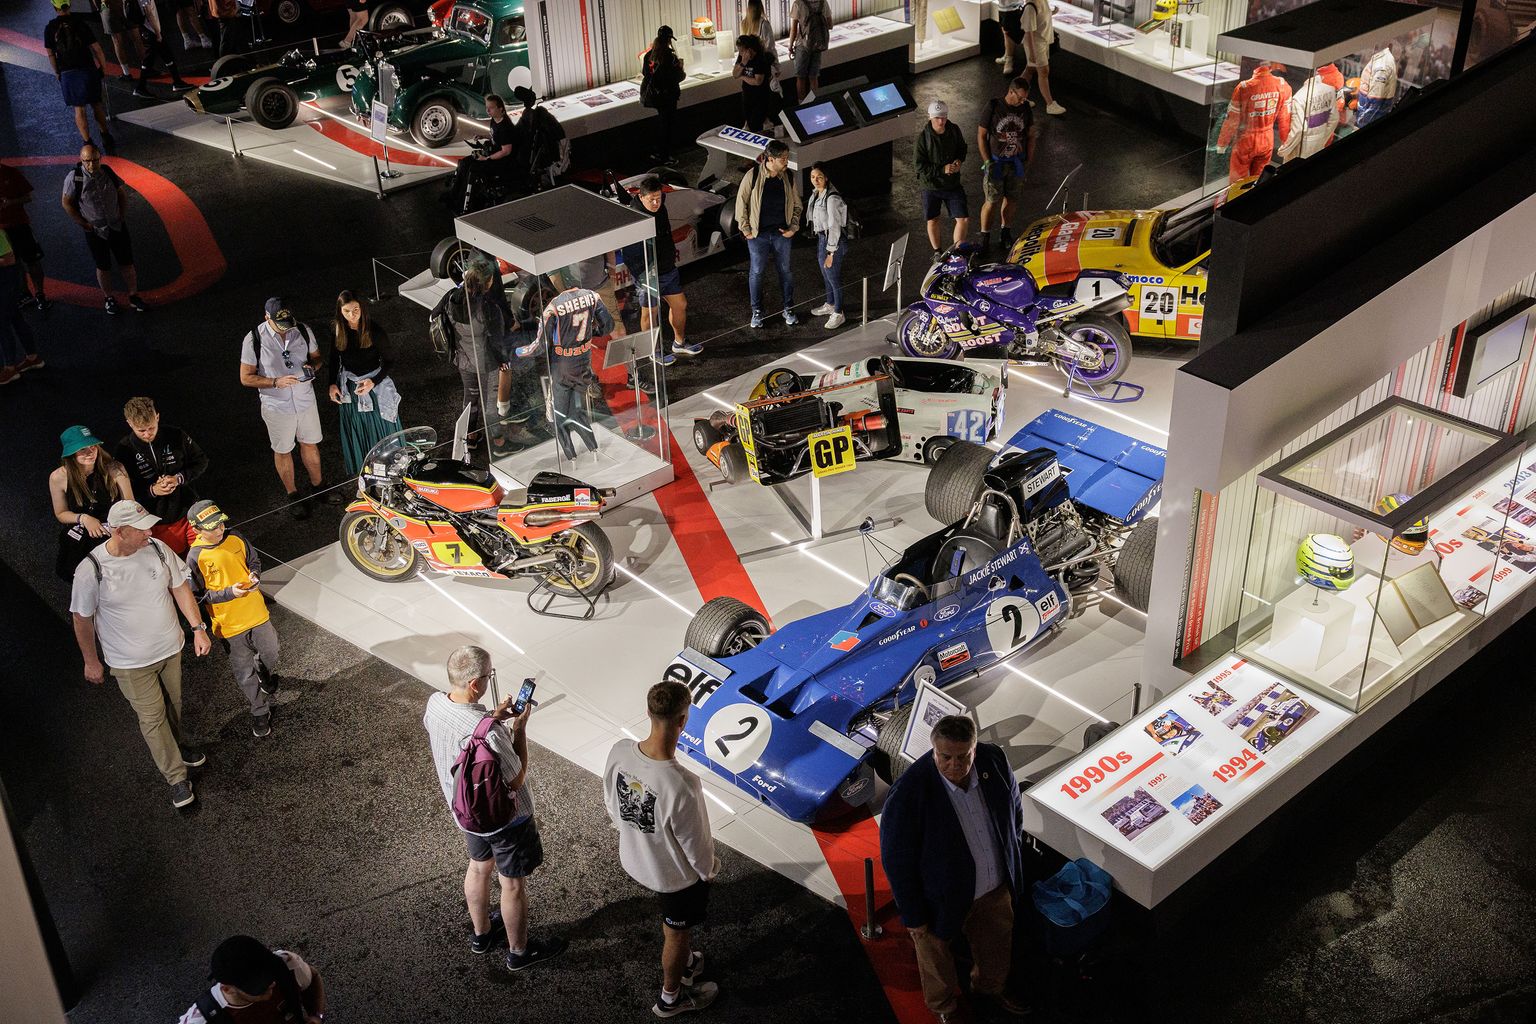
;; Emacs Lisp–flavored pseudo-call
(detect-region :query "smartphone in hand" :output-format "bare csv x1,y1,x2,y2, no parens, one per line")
511,677,537,716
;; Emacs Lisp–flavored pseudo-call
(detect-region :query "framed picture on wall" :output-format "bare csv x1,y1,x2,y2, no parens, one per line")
1449,297,1535,398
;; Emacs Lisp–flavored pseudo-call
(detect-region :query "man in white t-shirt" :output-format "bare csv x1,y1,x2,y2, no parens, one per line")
604,679,720,1017
176,935,326,1024
70,499,212,809
1021,0,1066,115
422,645,566,972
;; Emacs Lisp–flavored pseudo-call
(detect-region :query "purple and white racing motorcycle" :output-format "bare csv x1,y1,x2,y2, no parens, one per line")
896,246,1135,386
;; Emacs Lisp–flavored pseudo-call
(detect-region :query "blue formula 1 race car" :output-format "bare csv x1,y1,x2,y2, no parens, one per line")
664,409,1166,823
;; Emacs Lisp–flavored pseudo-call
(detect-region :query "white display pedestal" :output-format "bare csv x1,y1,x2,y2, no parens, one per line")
910,0,986,73
1269,584,1354,671
1129,14,1210,71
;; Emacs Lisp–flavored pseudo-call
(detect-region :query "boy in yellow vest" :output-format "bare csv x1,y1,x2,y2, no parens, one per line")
186,500,279,737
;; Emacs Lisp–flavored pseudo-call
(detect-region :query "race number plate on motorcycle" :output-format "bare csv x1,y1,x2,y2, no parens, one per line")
429,540,483,567
1074,276,1127,306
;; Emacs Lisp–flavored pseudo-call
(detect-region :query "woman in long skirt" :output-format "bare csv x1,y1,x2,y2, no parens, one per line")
328,291,402,476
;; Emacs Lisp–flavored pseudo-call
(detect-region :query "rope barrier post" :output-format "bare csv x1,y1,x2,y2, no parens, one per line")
226,117,241,158
861,276,869,326
860,858,882,941
372,259,382,302
370,156,386,200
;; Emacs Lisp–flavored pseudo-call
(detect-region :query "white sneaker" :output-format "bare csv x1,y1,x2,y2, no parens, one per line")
995,55,1007,64
810,303,834,316
825,312,846,330
1047,102,1067,115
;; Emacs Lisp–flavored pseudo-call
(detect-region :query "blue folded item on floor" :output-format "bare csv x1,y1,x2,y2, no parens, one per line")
1032,857,1112,928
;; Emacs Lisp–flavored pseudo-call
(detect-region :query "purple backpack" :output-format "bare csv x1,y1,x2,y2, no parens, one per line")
451,717,519,833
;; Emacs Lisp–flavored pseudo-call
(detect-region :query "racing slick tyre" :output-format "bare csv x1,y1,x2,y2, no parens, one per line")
718,444,749,485
411,97,459,148
369,2,414,30
874,704,914,784
245,78,300,130
340,509,420,582
541,522,615,598
430,236,474,282
692,420,721,456
921,435,958,466
1112,516,1158,613
925,440,995,525
208,54,252,78
1059,314,1133,386
897,309,960,360
685,596,770,658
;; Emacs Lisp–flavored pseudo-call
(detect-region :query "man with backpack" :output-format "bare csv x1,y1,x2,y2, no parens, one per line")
788,0,831,102
69,499,213,810
60,143,142,315
423,645,567,972
175,934,326,1024
44,0,116,152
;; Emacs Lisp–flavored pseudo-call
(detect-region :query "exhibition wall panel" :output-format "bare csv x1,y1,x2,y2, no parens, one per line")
524,0,904,98
1174,273,1536,660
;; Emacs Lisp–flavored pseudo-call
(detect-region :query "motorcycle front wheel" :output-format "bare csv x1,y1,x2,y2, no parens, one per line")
897,310,960,360
541,522,615,597
340,509,420,582
1057,315,1132,386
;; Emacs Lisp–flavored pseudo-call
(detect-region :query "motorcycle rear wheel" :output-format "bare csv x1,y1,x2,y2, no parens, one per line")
897,310,960,360
1057,314,1132,386
541,522,615,597
340,509,420,582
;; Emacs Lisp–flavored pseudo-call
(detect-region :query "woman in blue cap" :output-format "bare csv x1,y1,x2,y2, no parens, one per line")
48,424,132,580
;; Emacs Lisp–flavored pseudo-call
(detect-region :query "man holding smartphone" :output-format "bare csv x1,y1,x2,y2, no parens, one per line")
424,646,566,972
185,500,280,738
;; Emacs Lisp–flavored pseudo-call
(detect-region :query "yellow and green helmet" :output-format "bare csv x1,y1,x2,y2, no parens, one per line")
1297,533,1355,591
1376,493,1429,555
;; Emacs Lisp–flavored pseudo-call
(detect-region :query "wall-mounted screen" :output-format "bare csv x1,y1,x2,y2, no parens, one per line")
1451,297,1535,397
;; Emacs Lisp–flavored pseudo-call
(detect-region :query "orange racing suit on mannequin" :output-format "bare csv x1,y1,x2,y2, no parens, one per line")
1217,64,1292,183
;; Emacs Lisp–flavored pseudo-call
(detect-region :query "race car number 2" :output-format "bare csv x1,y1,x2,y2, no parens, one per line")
702,703,773,775
984,592,1061,654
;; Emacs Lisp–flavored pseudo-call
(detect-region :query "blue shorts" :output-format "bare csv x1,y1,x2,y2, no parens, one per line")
641,267,684,305
61,69,102,108
923,188,969,221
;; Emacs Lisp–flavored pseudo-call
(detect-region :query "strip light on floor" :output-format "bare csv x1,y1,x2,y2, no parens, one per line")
795,353,835,372
614,562,695,617
770,532,866,586
1093,587,1148,618
423,576,527,655
1003,663,1110,723
701,390,734,410
1006,368,1170,439
290,148,337,171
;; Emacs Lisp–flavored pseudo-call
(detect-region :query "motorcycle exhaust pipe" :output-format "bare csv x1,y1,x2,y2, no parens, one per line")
522,508,602,527
494,551,563,573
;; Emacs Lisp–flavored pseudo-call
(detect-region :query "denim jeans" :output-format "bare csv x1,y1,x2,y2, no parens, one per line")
0,264,37,366
816,234,844,313
747,233,794,315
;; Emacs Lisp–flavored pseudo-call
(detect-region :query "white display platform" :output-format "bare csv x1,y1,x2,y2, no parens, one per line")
117,100,461,194
491,423,673,509
259,317,1189,903
1049,6,1241,104
909,0,986,74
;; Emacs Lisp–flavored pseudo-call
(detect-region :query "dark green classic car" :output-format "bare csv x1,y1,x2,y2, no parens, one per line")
350,0,529,148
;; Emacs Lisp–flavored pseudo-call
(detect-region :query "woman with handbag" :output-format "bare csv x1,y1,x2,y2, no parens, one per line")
327,291,402,477
806,162,848,330
639,26,685,164
49,424,133,581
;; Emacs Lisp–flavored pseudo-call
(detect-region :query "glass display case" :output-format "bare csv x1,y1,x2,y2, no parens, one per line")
1235,398,1526,712
1197,0,1441,194
1049,0,1247,73
453,185,673,509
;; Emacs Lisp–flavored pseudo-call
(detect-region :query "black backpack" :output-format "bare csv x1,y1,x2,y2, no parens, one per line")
428,288,460,362
70,161,120,205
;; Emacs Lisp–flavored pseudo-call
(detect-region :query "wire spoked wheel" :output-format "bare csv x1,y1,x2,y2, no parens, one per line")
540,522,615,597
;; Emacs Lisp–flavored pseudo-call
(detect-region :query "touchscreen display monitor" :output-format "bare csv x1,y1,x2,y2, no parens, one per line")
860,84,905,118
795,101,844,136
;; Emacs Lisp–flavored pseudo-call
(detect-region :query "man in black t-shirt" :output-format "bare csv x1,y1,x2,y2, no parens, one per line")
450,93,523,214
977,77,1037,253
44,0,115,152
620,176,695,360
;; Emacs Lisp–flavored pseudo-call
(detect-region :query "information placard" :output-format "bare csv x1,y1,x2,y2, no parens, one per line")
808,425,856,478
370,100,389,144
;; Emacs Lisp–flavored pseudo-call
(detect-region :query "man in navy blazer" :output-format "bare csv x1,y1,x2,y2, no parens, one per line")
880,715,1030,1023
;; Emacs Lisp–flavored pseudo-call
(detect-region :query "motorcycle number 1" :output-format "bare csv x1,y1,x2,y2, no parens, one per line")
430,540,483,567
703,703,773,775
1075,277,1126,306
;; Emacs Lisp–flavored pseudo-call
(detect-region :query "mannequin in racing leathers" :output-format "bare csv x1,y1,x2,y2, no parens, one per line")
516,285,614,461
1355,47,1398,128
1216,63,1292,183
1277,66,1340,162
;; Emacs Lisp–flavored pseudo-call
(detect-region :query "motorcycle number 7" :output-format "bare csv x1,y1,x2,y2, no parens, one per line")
1074,276,1126,306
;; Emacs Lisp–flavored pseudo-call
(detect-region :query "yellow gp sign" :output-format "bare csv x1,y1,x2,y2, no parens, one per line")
808,425,856,478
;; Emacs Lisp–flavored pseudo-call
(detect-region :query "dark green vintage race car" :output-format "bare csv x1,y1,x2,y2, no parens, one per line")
184,34,422,131
350,0,529,148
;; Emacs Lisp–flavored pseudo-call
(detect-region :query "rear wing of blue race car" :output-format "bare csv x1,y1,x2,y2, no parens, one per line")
999,408,1166,524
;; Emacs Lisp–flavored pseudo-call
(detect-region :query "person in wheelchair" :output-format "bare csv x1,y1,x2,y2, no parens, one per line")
448,93,525,215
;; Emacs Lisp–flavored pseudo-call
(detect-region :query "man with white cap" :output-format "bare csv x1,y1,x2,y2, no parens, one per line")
915,99,970,252
70,498,213,809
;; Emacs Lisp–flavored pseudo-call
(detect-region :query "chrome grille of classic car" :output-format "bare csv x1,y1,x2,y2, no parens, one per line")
378,61,396,105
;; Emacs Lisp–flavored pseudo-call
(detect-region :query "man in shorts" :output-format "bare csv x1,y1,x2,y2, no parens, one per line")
237,297,338,519
1022,0,1066,115
977,77,1037,253
621,175,695,361
60,144,140,314
44,0,116,151
915,99,970,251
604,680,720,1017
424,646,567,971
98,0,141,82
788,0,831,101
0,159,50,311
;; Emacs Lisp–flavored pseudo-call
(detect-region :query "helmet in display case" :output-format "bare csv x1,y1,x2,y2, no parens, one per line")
1375,493,1429,555
691,16,716,41
1296,533,1355,591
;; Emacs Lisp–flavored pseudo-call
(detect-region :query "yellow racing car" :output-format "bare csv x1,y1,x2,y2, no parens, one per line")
1008,180,1254,343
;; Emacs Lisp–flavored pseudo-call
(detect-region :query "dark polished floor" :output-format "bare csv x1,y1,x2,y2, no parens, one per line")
2,7,1534,1023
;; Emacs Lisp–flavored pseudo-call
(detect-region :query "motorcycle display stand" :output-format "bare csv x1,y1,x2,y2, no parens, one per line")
1062,371,1147,404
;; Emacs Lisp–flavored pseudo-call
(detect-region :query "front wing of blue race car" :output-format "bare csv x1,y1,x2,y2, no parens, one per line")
663,531,1070,823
